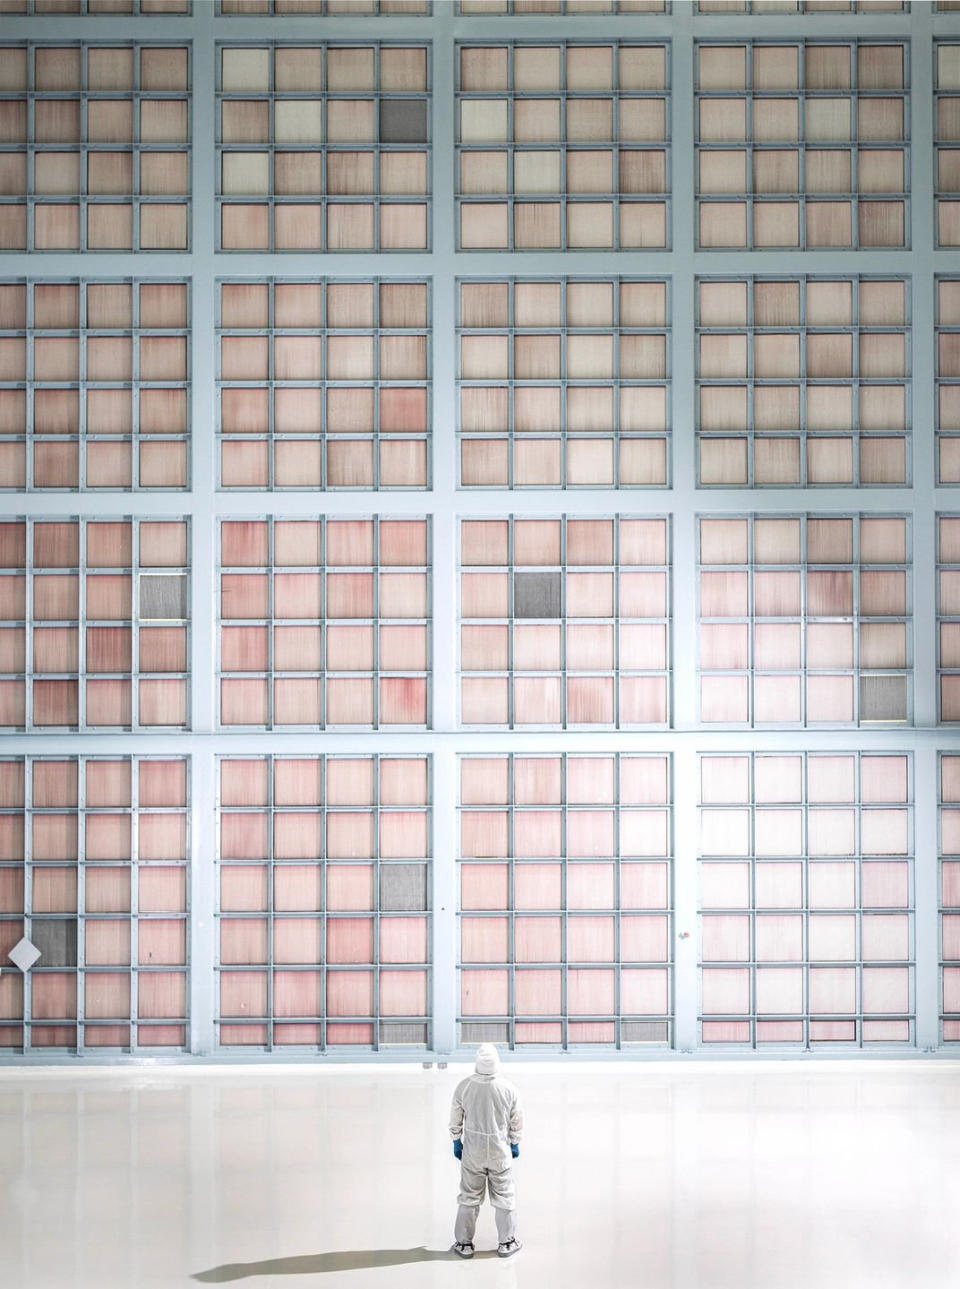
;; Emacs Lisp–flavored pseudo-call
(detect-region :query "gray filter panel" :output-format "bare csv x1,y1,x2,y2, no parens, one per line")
380,1023,427,1043
860,674,909,722
140,576,188,620
379,99,428,143
380,863,427,911
514,572,562,619
31,919,78,968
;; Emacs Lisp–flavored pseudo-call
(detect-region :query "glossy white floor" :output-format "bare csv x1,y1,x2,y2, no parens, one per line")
1,1060,958,1289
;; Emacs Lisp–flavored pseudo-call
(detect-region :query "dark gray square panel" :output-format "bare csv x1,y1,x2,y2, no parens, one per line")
380,1022,427,1044
514,571,561,619
31,918,78,967
461,1022,509,1043
380,99,427,143
140,575,187,620
859,674,908,723
380,863,427,911
622,1020,670,1043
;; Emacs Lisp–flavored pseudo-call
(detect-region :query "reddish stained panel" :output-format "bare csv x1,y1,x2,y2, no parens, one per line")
566,810,615,857
0,867,24,913
326,969,374,1018
514,810,562,858
462,915,509,963
514,863,562,910
327,865,375,912
32,972,77,1020
622,918,670,963
85,973,131,1019
568,756,615,804
381,916,427,963
274,917,324,965
138,813,187,861
139,867,185,914
514,758,562,805
32,866,77,917
515,918,561,964
218,1023,267,1045
32,759,78,808
380,677,427,725
273,812,323,861
273,971,323,1020
31,1025,78,1048
567,863,615,909
139,972,186,1020
326,917,375,965
139,920,186,967
32,813,78,860
379,969,426,1016
221,865,268,913
220,970,267,1018
85,1025,130,1047
85,760,131,807
326,1023,374,1045
327,811,376,859
461,811,508,858
139,759,187,807
221,918,268,966
273,759,323,807
461,757,509,807
0,809,24,861
326,758,375,806
461,863,509,911
0,920,24,960
379,810,427,857
85,813,131,861
461,968,509,1016
380,758,428,806
220,811,269,860
514,1021,562,1045
564,969,618,1020
221,759,270,807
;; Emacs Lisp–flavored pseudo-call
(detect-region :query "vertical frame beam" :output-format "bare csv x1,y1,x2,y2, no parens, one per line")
669,9,700,1055
430,0,458,1058
188,2,217,1056
910,3,940,1053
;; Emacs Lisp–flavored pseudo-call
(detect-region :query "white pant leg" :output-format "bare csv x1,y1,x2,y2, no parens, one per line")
455,1205,479,1245
487,1164,517,1241
494,1207,517,1243
455,1162,487,1244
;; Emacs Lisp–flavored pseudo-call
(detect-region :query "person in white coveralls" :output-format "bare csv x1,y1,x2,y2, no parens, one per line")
448,1043,523,1259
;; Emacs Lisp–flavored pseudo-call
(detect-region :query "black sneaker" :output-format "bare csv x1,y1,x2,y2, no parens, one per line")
453,1242,475,1259
498,1239,522,1258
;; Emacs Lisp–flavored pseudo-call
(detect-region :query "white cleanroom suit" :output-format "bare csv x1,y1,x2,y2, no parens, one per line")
449,1044,523,1246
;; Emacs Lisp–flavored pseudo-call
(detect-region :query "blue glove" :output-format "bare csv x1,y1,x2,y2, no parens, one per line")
453,1139,463,1160
511,1143,520,1159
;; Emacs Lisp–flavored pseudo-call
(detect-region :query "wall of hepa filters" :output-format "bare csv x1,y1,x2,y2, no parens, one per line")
0,0,958,1062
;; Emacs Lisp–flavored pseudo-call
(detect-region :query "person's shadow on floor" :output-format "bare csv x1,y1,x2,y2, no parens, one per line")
192,1246,499,1280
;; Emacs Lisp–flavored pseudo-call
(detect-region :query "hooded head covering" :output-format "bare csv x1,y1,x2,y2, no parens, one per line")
474,1043,501,1076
